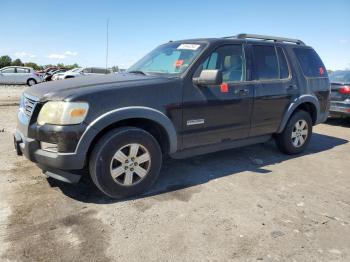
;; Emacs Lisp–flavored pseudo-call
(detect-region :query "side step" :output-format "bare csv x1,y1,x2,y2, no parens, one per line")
43,168,82,184
171,135,272,159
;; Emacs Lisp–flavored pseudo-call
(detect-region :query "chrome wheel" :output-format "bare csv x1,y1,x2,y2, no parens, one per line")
109,143,151,186
291,119,308,148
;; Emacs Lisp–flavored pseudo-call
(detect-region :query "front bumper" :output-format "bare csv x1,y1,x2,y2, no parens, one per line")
14,128,86,170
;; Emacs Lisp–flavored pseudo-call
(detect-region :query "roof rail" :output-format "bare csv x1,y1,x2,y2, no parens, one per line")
224,33,305,45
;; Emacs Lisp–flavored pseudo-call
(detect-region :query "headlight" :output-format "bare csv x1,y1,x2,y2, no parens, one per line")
37,101,89,125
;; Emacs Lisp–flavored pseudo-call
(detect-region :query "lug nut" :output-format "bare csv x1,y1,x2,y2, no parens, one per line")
130,168,134,171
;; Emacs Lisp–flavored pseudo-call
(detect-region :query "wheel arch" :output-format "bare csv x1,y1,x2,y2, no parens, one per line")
76,107,178,164
277,95,319,133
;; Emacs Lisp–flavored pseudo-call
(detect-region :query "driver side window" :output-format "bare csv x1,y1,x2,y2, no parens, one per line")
196,45,246,82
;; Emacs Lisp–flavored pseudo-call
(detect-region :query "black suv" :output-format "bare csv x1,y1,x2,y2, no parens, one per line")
14,34,330,198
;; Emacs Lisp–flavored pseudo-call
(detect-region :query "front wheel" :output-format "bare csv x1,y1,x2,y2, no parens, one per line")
89,127,162,198
275,110,313,155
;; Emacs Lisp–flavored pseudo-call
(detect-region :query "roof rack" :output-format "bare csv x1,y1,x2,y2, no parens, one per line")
224,33,305,45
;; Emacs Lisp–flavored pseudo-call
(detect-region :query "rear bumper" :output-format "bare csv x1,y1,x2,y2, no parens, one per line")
330,101,350,116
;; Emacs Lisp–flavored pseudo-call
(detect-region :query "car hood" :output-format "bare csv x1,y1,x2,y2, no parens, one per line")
23,73,177,102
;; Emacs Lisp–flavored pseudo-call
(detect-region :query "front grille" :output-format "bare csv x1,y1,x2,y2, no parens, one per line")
23,95,38,117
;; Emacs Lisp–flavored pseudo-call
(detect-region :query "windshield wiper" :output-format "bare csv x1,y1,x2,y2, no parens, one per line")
128,70,147,75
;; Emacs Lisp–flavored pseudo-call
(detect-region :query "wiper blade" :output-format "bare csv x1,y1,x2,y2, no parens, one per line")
128,70,147,75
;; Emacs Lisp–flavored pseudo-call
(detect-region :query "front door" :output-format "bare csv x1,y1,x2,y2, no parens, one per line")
181,44,254,149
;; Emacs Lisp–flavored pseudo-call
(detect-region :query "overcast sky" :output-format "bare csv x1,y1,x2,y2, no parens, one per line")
1,0,349,70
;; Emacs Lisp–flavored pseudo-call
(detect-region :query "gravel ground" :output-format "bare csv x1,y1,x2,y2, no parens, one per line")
0,87,349,261
0,85,25,106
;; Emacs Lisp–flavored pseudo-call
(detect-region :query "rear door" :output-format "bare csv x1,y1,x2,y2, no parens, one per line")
250,44,295,136
181,44,254,149
16,67,30,84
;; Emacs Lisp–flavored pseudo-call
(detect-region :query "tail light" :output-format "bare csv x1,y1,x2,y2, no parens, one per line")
339,86,350,94
34,72,40,77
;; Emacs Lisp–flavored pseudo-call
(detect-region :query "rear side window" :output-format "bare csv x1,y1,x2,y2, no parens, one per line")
252,45,279,80
17,68,30,73
294,48,326,78
276,47,290,79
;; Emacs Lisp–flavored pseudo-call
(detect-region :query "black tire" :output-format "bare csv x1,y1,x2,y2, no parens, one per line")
89,127,162,198
27,78,37,86
275,110,313,155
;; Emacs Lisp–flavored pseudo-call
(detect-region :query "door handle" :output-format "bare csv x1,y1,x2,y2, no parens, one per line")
237,88,249,96
287,84,298,91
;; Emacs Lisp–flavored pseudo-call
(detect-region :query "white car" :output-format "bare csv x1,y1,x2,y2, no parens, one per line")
55,67,112,80
0,66,42,86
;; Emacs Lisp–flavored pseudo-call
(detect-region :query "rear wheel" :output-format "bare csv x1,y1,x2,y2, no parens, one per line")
89,127,162,198
27,78,37,86
275,110,313,155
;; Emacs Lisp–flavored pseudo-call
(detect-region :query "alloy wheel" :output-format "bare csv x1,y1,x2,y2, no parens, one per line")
109,143,151,186
291,119,308,148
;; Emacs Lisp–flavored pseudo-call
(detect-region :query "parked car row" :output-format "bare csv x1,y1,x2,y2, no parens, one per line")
43,67,113,81
0,65,114,86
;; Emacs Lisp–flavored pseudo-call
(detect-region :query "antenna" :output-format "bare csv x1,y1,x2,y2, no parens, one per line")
105,18,109,72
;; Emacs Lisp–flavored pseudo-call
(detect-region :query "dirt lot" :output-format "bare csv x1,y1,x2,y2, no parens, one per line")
0,86,349,262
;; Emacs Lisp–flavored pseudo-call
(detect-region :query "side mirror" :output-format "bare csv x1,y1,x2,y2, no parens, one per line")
193,69,222,86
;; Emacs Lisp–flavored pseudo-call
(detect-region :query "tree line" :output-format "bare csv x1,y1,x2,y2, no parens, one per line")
0,55,79,70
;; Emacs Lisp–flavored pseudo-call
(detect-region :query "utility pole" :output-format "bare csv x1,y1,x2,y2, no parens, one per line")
105,18,109,72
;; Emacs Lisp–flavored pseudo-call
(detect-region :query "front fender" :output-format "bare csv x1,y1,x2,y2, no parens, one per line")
75,106,178,157
277,95,320,133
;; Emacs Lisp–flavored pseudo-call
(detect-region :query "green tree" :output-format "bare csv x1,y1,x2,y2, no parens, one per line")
0,55,12,68
24,62,41,71
12,58,24,66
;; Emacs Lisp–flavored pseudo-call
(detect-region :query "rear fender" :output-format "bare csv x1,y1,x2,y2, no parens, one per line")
277,95,320,133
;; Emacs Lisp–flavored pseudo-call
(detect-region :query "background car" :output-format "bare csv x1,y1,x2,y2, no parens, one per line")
36,67,60,77
43,69,67,81
0,66,42,86
53,67,82,80
329,70,350,118
56,67,112,80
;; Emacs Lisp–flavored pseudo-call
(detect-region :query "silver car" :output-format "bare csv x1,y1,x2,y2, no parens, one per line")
55,67,112,80
0,66,42,86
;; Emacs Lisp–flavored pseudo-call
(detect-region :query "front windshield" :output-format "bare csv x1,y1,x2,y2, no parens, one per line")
330,70,350,83
128,42,205,75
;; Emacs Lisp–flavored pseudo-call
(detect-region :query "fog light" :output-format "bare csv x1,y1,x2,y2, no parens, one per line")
40,142,58,152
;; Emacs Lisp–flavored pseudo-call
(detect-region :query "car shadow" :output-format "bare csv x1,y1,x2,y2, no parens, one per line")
325,117,350,127
47,132,348,204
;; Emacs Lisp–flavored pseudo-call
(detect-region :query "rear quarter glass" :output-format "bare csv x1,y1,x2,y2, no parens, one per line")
294,48,327,78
